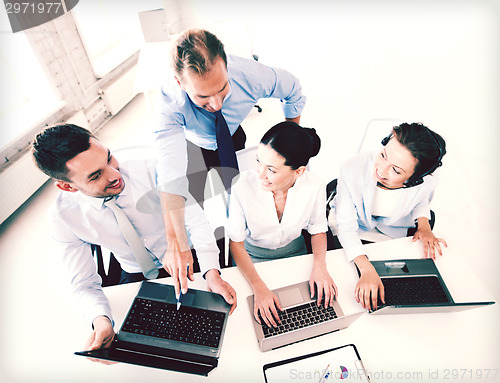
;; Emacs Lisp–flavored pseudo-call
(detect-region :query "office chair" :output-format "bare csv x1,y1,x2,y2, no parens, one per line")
202,145,258,217
215,225,232,268
357,118,404,153
252,55,263,113
236,145,258,171
91,244,122,287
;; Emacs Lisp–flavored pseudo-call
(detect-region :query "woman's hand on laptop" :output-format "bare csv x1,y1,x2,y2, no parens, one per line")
411,219,447,260
354,255,385,311
253,282,283,328
309,261,338,308
205,269,238,315
309,233,338,307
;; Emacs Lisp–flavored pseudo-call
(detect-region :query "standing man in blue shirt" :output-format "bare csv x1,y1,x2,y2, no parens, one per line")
156,29,306,298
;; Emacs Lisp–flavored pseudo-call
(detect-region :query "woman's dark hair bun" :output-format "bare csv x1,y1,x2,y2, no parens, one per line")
305,127,321,158
260,121,321,169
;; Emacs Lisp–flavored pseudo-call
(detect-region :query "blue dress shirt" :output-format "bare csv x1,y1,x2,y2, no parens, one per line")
154,54,306,196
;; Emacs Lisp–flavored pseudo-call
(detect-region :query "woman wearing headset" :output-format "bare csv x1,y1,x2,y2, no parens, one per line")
228,121,338,328
330,122,447,311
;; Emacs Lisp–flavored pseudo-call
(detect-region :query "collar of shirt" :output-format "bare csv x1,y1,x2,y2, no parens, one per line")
257,170,306,197
230,169,319,250
248,168,307,225
186,81,233,117
181,56,240,125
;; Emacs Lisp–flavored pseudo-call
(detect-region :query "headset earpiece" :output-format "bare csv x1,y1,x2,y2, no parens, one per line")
404,130,444,188
381,133,392,146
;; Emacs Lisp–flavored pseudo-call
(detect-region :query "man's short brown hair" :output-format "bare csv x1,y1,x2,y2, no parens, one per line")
171,29,227,79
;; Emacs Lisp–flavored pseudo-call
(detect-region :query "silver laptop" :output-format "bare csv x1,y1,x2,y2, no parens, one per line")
248,281,364,352
75,281,231,376
370,259,495,315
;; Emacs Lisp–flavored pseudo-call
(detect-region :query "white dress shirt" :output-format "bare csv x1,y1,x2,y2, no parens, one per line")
227,169,328,249
371,186,405,217
333,150,439,262
50,158,220,325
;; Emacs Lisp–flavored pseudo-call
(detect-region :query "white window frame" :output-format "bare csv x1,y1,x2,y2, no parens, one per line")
71,0,162,78
0,9,64,158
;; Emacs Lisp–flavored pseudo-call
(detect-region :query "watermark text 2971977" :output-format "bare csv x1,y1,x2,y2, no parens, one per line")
3,0,79,33
5,1,62,14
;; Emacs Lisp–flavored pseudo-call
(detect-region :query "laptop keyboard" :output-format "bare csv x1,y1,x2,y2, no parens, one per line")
121,298,225,348
380,275,451,306
260,301,337,338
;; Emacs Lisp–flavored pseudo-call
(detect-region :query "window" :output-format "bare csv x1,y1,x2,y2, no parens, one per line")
0,8,63,154
72,0,162,78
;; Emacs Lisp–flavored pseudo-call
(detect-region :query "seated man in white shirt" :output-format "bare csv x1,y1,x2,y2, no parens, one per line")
32,124,237,351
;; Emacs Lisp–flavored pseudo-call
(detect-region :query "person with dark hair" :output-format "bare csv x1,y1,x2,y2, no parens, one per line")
227,122,337,328
155,28,307,299
330,122,447,311
33,123,93,182
32,124,236,351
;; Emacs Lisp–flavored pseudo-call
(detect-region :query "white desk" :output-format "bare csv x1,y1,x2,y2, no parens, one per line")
20,238,498,383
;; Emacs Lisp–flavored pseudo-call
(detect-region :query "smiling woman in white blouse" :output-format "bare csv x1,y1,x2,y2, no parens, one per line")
228,121,338,328
331,122,447,312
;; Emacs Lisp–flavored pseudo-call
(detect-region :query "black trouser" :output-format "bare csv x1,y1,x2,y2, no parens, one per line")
186,126,246,207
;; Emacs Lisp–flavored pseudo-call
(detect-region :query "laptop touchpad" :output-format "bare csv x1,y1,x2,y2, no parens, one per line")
182,290,196,306
278,288,305,307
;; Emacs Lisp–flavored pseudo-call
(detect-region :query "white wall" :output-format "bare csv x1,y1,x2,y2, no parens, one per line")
204,0,500,294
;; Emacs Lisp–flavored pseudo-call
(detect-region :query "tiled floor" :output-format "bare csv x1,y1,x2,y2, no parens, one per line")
0,3,499,381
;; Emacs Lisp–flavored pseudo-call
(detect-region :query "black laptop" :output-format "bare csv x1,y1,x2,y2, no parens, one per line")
75,281,231,376
370,259,495,314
